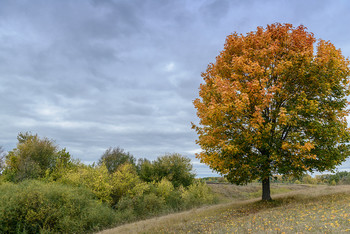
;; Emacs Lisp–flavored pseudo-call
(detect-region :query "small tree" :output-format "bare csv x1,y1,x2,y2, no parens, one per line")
4,132,73,182
139,153,195,187
137,158,156,182
193,23,350,200
98,147,136,173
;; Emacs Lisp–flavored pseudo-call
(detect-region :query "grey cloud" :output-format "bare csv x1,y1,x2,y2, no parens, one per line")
1,0,350,177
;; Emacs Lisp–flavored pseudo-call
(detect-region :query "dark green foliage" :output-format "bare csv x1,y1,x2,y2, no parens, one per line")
98,147,136,173
137,158,155,181
3,132,75,182
153,153,195,187
46,148,80,181
320,171,350,185
0,180,116,233
138,153,195,187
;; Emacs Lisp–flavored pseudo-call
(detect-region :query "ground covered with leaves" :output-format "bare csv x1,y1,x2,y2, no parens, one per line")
162,193,349,233
103,185,350,234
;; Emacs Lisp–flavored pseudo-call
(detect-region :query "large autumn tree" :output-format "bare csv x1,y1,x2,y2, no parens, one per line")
193,23,350,200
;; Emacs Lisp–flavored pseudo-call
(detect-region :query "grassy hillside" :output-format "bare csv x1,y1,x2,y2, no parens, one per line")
99,184,350,233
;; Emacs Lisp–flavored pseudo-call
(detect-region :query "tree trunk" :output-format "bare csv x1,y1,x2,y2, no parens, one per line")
262,177,272,201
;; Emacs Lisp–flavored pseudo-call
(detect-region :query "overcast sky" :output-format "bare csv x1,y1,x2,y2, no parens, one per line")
1,0,350,177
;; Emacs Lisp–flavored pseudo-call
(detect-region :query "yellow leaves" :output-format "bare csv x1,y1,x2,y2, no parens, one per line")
222,144,239,154
235,105,265,131
281,141,315,155
281,142,290,150
196,151,228,173
59,165,114,204
303,142,315,152
278,107,288,124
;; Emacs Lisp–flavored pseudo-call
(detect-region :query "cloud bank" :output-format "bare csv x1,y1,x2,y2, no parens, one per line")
1,0,350,176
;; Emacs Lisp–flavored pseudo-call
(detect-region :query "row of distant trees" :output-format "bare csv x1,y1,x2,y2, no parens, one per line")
202,172,350,185
271,172,350,185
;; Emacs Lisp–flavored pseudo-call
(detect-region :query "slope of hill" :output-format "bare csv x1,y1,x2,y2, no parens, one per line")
98,184,350,233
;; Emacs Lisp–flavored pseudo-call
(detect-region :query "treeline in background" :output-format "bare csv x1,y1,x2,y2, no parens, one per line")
202,172,350,186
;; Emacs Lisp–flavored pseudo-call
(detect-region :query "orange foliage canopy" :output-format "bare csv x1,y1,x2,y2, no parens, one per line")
193,23,350,184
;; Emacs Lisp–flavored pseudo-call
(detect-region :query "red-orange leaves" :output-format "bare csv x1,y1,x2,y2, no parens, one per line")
193,23,350,188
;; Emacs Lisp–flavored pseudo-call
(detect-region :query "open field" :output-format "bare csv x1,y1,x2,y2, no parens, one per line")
206,182,310,201
99,184,350,234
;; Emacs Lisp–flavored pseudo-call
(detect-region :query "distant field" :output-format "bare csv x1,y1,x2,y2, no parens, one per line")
99,184,350,234
206,182,310,201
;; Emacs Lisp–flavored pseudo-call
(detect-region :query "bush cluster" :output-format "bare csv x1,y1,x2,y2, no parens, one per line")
137,153,195,187
0,133,217,233
0,180,115,233
116,179,216,221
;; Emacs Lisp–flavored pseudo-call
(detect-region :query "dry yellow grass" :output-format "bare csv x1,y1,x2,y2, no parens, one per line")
98,184,347,234
207,183,310,201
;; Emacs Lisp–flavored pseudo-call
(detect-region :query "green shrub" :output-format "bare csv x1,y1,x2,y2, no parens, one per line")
111,163,141,206
59,163,141,207
0,180,116,233
154,178,183,210
302,174,317,184
98,147,136,173
137,153,195,188
44,149,80,182
155,178,174,199
137,158,156,182
58,164,114,204
116,180,177,220
117,193,167,220
138,193,167,217
116,178,218,221
181,181,217,208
